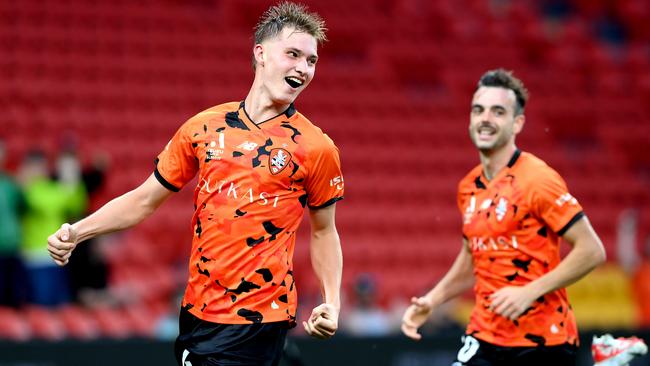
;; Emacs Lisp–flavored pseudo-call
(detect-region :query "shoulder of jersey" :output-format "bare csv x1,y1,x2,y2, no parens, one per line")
183,102,241,127
458,163,483,191
292,112,337,149
515,152,562,184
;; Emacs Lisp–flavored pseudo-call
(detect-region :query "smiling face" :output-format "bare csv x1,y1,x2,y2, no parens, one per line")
253,26,318,106
469,86,525,154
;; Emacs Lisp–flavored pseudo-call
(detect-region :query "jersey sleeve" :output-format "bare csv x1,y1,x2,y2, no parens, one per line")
457,181,468,213
304,136,344,209
530,168,584,236
154,121,199,192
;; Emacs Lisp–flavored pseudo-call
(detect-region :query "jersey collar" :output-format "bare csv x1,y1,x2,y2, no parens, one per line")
238,101,297,129
506,149,522,168
475,149,522,189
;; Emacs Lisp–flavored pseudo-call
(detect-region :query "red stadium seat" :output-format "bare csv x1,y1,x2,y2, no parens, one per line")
0,307,31,341
3,0,649,334
91,307,133,338
24,306,66,341
58,305,101,340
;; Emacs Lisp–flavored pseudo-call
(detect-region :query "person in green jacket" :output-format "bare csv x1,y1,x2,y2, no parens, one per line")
19,149,87,306
0,140,26,307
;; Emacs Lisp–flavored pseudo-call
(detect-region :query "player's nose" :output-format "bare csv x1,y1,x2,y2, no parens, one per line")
480,111,495,124
294,58,308,75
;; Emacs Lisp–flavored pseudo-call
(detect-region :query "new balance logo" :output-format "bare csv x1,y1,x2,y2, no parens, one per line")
237,141,258,151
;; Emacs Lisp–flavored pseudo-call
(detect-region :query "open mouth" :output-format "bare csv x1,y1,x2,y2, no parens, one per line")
285,76,304,89
477,125,497,137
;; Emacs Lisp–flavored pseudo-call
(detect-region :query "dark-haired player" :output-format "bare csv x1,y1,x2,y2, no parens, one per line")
402,69,606,365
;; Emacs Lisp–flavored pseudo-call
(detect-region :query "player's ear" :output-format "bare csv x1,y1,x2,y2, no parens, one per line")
253,44,265,67
513,114,525,135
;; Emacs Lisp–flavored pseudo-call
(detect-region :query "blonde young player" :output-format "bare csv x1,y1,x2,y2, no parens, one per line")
402,69,606,365
47,3,343,365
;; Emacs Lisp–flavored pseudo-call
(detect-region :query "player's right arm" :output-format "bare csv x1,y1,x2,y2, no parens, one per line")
47,174,174,266
401,239,474,340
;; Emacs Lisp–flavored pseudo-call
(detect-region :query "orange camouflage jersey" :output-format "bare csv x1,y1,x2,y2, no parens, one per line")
155,101,344,325
457,150,584,347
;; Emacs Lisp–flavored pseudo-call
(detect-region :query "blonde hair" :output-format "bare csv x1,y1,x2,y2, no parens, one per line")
252,2,326,69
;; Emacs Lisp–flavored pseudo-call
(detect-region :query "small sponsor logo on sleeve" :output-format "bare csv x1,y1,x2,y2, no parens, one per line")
555,193,577,207
329,176,344,190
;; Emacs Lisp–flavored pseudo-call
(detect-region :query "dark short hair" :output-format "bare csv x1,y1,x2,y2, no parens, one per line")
477,69,529,115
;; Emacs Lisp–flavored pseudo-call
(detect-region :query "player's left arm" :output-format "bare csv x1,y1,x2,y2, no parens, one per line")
490,216,606,320
303,203,342,339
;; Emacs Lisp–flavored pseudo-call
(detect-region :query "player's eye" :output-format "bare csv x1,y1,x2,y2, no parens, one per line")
491,107,506,116
287,51,298,57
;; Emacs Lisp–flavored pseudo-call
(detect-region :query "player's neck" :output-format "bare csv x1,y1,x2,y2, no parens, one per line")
244,87,291,123
479,144,517,181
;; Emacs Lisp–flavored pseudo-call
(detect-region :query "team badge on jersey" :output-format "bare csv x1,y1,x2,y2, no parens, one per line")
269,148,291,175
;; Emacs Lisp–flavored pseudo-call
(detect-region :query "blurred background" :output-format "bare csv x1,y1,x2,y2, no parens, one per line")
0,0,649,365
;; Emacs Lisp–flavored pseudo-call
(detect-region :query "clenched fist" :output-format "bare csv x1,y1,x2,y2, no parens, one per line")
47,223,78,266
303,303,339,339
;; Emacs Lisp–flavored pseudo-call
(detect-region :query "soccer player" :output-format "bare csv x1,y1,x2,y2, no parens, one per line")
47,2,344,365
401,69,606,365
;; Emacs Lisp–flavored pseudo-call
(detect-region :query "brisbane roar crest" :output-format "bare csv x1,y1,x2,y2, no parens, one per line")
269,148,292,175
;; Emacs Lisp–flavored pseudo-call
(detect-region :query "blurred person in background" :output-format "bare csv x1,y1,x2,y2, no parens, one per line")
47,2,344,365
616,209,650,328
401,69,606,365
632,236,650,328
155,287,185,341
67,151,111,307
19,148,87,306
341,273,395,337
0,139,27,307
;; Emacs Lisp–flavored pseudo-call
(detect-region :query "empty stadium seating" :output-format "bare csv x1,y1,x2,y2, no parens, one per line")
1,0,648,337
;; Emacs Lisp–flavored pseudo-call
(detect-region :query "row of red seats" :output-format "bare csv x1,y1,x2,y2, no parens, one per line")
0,303,169,341
0,0,648,339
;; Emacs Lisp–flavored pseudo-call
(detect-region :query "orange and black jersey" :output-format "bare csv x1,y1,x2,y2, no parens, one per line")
155,101,344,325
457,150,583,347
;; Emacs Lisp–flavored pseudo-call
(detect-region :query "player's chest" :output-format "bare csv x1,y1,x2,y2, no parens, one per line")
192,125,308,182
461,177,531,237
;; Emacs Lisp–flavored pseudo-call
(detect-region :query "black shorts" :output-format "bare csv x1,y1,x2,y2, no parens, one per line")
174,307,289,366
452,335,577,366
